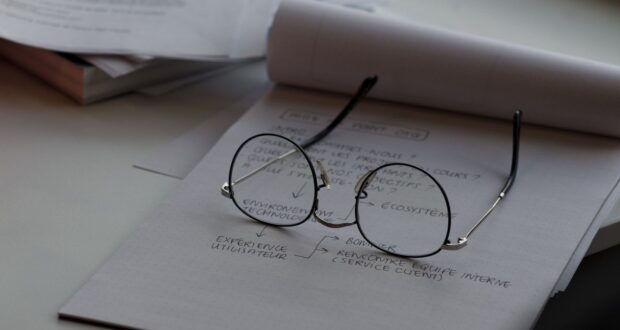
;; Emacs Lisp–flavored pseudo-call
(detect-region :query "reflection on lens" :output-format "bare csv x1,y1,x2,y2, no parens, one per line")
356,163,450,257
230,134,316,226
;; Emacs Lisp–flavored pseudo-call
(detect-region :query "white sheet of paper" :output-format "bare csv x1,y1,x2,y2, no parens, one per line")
80,55,150,78
551,179,620,295
589,201,620,254
62,86,620,330
268,1,620,137
136,65,242,96
0,0,275,59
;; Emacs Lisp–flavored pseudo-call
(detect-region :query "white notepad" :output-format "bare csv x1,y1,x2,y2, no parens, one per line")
61,86,620,330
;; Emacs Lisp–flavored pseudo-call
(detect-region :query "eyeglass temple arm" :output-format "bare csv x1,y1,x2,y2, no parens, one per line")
300,75,378,149
222,148,298,198
443,110,522,250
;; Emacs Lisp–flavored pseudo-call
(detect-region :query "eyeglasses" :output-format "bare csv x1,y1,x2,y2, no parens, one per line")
222,76,522,258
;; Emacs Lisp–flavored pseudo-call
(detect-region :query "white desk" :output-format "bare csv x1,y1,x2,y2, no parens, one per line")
0,59,269,329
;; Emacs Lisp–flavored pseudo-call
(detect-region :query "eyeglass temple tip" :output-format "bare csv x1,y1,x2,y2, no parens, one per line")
502,109,522,194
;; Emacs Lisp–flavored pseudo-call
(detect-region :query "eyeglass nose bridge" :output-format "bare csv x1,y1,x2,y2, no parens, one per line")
312,200,356,228
315,159,331,189
312,160,359,228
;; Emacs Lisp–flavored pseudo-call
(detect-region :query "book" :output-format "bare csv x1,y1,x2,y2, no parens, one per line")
0,39,234,104
59,1,620,329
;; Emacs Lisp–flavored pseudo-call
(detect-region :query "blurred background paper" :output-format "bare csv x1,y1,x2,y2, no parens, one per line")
267,1,620,137
0,0,278,59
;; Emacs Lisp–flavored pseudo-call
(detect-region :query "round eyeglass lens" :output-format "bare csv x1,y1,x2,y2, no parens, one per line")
229,134,316,226
356,164,450,257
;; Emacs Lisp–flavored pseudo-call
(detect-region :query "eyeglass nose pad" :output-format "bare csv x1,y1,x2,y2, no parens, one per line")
315,160,331,189
354,170,376,197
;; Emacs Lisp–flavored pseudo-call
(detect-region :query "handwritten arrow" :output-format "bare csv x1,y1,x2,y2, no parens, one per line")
337,202,374,221
291,182,307,199
336,206,355,221
255,225,267,237
295,235,337,259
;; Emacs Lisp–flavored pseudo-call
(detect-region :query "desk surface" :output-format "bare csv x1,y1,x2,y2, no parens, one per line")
0,59,269,329
1,2,620,327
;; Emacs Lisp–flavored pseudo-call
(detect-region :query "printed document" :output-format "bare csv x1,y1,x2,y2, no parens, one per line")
61,86,620,330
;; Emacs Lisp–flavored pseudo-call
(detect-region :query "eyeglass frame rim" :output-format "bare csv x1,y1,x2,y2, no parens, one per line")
226,133,453,258
354,162,452,258
227,133,320,228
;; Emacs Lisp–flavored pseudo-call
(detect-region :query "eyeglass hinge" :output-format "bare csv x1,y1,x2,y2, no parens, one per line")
221,182,231,198
442,237,468,250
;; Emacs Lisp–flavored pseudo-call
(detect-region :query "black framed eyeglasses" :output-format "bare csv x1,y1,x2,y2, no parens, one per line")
222,76,522,258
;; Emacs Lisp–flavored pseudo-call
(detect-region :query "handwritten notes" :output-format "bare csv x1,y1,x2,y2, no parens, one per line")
61,86,620,330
